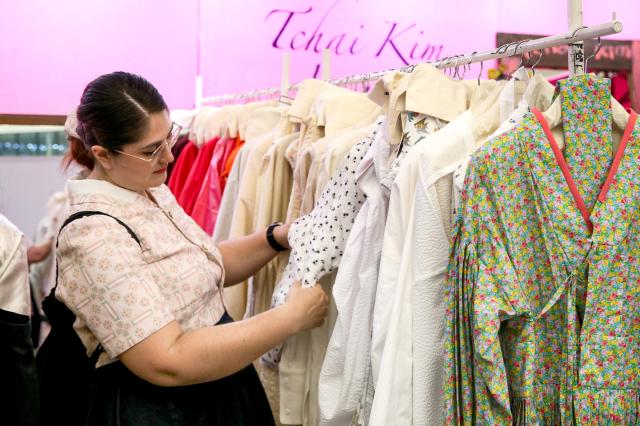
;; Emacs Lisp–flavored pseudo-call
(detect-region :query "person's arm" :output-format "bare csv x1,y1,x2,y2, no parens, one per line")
216,223,290,286
119,280,327,387
27,238,53,265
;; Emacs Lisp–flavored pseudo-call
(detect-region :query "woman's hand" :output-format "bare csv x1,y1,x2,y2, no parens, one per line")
284,280,329,333
273,223,291,250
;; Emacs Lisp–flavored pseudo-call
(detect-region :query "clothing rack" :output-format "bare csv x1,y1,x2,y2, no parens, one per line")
199,18,622,106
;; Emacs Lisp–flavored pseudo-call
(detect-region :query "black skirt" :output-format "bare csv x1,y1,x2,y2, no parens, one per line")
86,313,275,426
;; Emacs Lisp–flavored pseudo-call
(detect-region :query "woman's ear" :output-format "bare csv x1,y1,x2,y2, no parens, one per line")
91,145,114,171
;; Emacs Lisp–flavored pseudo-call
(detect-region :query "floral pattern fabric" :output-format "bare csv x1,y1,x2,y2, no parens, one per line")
444,75,640,425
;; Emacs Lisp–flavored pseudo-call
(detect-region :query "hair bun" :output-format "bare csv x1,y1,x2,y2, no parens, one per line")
64,106,82,141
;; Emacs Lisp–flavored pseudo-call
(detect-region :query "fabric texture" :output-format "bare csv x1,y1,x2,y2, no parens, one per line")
213,144,248,244
0,214,31,316
367,113,456,426
86,312,274,426
57,179,226,367
165,134,189,183
444,75,640,424
0,308,39,426
178,137,218,215
264,131,378,367
168,141,199,200
191,136,237,235
318,120,390,425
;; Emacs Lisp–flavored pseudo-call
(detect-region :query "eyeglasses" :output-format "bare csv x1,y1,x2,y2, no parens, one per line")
115,122,183,163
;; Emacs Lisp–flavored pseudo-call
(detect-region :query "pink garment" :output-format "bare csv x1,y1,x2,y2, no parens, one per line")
611,72,632,110
191,137,235,234
177,137,219,215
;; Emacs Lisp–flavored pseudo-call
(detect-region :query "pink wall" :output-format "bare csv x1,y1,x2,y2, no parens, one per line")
1,0,639,115
0,0,199,115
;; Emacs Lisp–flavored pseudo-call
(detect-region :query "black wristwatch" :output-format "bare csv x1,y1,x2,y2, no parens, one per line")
266,222,288,252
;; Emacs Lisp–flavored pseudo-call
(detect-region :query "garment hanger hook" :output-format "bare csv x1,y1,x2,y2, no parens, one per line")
453,56,460,79
509,39,531,70
495,40,515,55
566,25,588,40
531,49,544,75
508,40,530,79
584,37,602,73
441,57,450,76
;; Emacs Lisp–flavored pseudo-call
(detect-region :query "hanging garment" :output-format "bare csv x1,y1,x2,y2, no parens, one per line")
167,141,198,199
222,106,284,321
178,137,219,215
317,72,408,426
224,108,283,321
611,71,632,110
264,132,378,367
221,138,244,189
191,136,237,235
189,107,223,148
297,94,382,217
283,111,383,426
213,141,253,245
249,131,298,319
317,119,391,426
368,112,469,426
165,134,189,183
451,71,558,218
368,66,499,410
407,72,557,426
274,90,382,426
444,75,640,424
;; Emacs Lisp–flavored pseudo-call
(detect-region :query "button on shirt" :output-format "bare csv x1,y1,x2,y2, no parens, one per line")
56,179,226,368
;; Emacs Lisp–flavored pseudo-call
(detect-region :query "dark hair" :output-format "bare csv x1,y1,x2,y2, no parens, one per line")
64,71,168,170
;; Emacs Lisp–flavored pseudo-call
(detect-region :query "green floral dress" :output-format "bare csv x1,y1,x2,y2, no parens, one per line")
444,74,640,425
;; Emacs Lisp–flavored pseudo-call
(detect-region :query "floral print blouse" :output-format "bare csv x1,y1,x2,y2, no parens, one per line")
444,75,640,425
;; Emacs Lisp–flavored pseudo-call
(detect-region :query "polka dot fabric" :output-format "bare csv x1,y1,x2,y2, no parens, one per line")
262,124,380,367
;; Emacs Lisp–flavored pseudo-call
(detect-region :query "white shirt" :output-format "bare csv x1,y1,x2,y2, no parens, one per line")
368,112,474,426
318,120,391,426
265,130,379,366
0,214,31,316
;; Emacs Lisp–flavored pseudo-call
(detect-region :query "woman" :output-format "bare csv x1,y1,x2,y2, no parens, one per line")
55,71,329,425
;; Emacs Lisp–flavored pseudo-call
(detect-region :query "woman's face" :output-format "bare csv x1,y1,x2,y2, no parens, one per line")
96,110,175,193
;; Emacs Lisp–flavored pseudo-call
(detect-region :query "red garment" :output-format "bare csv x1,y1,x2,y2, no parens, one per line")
177,137,218,215
168,141,198,200
166,135,190,183
191,137,234,234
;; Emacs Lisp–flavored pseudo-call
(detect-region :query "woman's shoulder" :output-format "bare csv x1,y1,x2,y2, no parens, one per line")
56,209,143,255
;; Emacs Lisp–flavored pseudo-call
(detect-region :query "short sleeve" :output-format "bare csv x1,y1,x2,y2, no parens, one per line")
0,230,31,316
56,215,174,358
